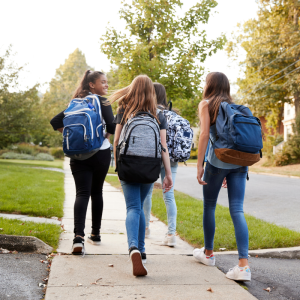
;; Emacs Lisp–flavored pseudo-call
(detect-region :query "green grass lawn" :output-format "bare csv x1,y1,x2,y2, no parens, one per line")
0,218,62,249
0,159,64,169
108,166,117,174
105,175,300,251
0,161,64,218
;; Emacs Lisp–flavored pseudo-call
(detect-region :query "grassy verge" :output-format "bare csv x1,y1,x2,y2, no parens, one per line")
105,175,300,251
0,161,64,218
0,218,61,249
0,159,64,169
108,166,117,174
249,166,300,177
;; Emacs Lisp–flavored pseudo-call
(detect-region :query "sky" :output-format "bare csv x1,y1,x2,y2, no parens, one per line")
0,0,258,94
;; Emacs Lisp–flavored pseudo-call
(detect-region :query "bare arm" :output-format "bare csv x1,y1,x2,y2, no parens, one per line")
197,101,210,185
57,127,63,133
160,129,173,193
113,124,123,170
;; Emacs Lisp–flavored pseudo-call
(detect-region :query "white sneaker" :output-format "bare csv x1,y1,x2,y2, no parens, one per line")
193,247,215,266
162,234,176,247
130,248,148,276
145,227,150,238
226,265,251,281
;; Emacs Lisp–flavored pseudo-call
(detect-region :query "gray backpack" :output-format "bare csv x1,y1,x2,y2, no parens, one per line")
116,112,163,183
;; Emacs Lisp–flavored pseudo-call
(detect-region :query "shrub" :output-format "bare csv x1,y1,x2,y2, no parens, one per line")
1,152,35,160
35,153,54,161
50,147,64,159
274,113,300,166
190,148,198,159
7,143,50,155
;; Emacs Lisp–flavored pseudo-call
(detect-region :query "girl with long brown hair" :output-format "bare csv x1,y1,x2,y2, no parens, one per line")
193,72,251,282
50,70,115,255
111,75,173,276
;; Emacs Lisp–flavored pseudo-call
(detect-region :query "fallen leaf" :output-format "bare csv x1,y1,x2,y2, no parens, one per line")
77,283,82,287
207,287,213,293
39,283,46,288
12,250,18,254
108,264,114,267
255,255,258,258
219,248,226,251
43,277,49,282
264,287,271,292
91,278,102,285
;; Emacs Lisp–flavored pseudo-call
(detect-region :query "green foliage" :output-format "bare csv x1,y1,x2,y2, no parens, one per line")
190,148,198,159
0,47,42,148
35,153,54,161
274,113,300,165
50,147,64,159
0,161,64,218
0,218,62,249
100,0,226,125
227,0,300,128
41,49,92,146
2,152,35,160
8,142,50,155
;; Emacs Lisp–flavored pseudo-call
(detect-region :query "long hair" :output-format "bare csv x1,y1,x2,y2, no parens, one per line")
203,72,233,124
73,70,105,99
109,75,159,123
154,83,167,107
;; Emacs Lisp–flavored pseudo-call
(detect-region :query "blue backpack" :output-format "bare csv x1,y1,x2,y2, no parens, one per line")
62,94,105,156
211,102,263,166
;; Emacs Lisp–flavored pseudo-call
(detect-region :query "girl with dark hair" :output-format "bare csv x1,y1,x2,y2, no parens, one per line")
143,83,178,247
50,70,115,255
111,75,173,276
193,72,251,282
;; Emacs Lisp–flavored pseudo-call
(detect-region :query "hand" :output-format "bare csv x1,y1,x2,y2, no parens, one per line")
162,174,173,193
222,177,227,188
197,166,207,185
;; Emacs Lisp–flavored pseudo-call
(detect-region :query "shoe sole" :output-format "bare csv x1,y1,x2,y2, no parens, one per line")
226,274,251,282
193,256,215,266
131,251,147,276
87,239,101,245
72,243,83,255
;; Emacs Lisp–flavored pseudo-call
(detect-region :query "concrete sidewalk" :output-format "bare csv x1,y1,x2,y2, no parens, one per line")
45,158,256,300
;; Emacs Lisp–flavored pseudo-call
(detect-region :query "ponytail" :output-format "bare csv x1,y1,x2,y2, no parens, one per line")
72,70,104,99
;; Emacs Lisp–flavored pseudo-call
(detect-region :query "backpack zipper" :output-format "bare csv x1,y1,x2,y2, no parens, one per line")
66,129,69,150
64,112,93,139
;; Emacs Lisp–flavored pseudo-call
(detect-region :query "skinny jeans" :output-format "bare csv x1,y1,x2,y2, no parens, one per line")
203,162,249,259
120,181,152,253
70,148,111,237
143,163,178,235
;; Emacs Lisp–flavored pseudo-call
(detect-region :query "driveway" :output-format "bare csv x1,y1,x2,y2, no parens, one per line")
174,166,300,232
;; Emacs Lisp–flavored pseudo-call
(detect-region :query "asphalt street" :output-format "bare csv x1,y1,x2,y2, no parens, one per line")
0,253,48,300
216,255,300,300
174,166,300,232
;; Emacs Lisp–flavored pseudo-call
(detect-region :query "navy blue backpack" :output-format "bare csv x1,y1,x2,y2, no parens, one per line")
62,94,105,157
211,102,263,166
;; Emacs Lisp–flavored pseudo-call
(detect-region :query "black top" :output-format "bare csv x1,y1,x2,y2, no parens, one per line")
50,96,116,134
114,108,168,130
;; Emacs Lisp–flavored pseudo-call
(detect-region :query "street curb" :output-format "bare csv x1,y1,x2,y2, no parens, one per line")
214,246,300,259
249,171,300,179
0,234,53,254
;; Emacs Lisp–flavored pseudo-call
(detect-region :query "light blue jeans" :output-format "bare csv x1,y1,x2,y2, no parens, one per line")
143,162,178,235
120,180,152,253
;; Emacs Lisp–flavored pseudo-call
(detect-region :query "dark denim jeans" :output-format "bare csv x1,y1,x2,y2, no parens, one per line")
120,181,152,253
203,162,249,259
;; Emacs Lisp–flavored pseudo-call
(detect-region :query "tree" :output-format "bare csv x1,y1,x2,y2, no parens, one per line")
0,47,41,148
227,0,300,131
100,0,225,125
41,49,92,146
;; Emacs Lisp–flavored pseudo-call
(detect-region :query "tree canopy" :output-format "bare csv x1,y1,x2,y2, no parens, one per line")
41,49,92,146
0,47,41,148
227,0,300,129
100,0,226,125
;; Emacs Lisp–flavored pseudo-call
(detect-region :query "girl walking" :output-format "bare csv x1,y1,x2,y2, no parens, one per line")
111,75,173,276
143,83,178,246
50,70,115,255
194,72,251,281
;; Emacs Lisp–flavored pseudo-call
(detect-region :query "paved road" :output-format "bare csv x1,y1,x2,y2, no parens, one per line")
216,255,300,300
173,167,300,231
0,253,48,300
